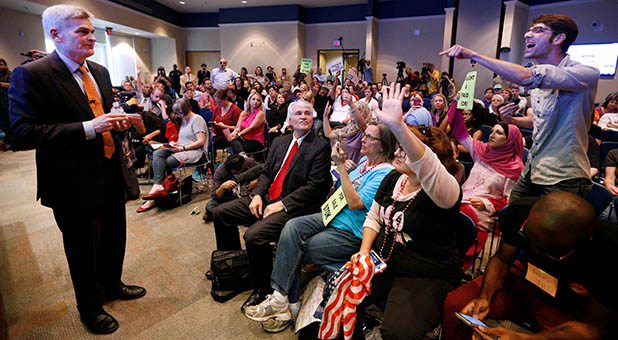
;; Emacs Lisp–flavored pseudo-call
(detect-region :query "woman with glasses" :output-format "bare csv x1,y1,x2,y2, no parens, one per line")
137,98,208,212
447,100,524,232
348,83,462,340
243,122,397,332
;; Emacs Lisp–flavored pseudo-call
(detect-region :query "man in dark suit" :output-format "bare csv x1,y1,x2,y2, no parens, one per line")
213,100,332,308
8,4,145,335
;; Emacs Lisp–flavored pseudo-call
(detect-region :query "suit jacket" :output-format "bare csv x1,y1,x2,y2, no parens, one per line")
252,132,332,217
179,73,194,94
9,51,129,208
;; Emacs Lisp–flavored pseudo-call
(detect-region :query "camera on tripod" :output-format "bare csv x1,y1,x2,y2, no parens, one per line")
396,61,406,83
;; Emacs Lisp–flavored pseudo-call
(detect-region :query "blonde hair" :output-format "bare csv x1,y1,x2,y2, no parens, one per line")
42,5,92,38
247,92,263,110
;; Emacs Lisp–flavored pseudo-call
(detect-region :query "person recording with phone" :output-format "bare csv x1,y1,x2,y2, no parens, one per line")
443,192,617,340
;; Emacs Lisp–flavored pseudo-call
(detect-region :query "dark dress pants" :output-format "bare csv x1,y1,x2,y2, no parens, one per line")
51,156,127,316
213,196,292,289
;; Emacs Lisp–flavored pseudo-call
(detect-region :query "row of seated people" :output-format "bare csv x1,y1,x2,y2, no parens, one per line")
206,84,617,339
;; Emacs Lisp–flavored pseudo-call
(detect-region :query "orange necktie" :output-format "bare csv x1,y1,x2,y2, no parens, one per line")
78,65,115,158
268,140,298,201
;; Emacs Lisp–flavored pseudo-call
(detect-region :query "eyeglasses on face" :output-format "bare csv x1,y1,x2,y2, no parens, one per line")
362,133,381,142
526,26,558,35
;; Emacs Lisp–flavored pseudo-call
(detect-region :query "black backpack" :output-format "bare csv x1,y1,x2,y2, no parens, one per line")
205,250,253,303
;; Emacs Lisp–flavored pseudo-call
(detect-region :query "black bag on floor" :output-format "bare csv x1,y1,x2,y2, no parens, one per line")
205,250,252,303
154,175,193,208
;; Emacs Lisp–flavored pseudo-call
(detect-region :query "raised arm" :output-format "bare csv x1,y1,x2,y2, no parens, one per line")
440,45,533,85
332,141,364,210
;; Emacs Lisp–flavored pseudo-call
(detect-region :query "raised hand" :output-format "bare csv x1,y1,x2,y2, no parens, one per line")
439,44,477,60
374,82,405,128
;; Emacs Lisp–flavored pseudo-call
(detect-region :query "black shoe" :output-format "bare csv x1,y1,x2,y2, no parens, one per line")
203,211,213,222
106,284,147,301
240,288,268,313
80,311,119,334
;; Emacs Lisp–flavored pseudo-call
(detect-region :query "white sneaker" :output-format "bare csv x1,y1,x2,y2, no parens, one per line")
243,294,291,322
261,317,295,333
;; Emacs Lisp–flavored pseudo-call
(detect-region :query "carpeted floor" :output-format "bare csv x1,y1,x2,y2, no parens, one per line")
0,150,296,339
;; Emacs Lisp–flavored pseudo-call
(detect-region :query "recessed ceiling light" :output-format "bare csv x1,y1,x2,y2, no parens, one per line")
179,1,186,4
242,0,247,3
135,32,141,35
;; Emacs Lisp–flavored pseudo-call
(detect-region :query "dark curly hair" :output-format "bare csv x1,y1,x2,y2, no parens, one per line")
410,125,459,176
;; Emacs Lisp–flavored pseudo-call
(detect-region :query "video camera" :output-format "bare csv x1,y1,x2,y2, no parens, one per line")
396,61,406,70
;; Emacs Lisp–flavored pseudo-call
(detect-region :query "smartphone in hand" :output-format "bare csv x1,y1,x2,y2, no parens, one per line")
455,312,489,328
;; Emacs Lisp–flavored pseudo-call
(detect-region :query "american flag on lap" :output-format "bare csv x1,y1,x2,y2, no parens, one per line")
318,255,375,340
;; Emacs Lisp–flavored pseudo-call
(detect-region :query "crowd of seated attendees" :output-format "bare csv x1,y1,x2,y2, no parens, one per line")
6,42,617,338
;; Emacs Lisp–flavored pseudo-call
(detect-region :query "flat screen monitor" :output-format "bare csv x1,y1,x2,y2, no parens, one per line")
567,43,618,76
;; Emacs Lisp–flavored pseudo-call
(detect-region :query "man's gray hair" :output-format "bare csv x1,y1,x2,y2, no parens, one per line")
287,100,313,122
42,4,93,38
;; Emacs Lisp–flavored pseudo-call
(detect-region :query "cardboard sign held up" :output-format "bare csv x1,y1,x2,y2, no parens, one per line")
330,61,344,74
457,71,477,110
300,58,313,74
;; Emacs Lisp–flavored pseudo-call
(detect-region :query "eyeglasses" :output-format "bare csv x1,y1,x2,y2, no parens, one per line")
362,133,381,142
220,62,227,65
526,26,558,35
518,219,576,262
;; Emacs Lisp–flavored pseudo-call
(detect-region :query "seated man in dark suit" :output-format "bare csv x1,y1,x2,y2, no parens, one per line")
212,100,332,309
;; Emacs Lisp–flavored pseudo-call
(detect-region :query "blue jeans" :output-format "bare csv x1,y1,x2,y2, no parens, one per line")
152,148,181,184
270,212,361,303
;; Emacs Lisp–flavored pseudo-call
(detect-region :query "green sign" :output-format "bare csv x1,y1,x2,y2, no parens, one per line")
300,58,313,74
457,70,477,110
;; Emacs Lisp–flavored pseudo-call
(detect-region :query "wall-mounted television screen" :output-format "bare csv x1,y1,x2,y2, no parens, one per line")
567,43,618,76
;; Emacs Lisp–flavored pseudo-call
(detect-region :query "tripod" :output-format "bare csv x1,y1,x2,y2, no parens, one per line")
381,73,389,86
396,67,405,83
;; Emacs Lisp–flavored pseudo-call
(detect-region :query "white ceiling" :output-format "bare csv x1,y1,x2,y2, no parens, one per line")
154,0,368,13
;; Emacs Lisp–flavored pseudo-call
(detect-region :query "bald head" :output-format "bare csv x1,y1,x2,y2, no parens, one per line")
526,192,596,256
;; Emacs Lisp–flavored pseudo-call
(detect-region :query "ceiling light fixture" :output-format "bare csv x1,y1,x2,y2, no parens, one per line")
242,1,247,3
179,1,186,4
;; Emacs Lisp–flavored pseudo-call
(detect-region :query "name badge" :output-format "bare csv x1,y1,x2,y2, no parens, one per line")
321,186,347,226
525,263,558,297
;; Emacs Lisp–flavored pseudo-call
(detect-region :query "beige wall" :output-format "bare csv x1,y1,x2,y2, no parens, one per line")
528,0,618,103
134,36,153,82
0,8,45,70
304,22,366,68
219,22,302,78
377,16,446,84
185,28,221,52
22,0,185,66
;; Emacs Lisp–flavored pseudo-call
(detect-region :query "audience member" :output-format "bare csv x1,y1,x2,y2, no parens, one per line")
212,89,242,151
197,63,210,85
168,64,181,94
138,98,207,212
351,83,462,340
267,93,290,143
482,88,494,108
511,84,527,110
179,66,194,94
211,58,238,90
265,66,276,84
243,122,396,331
603,148,618,196
363,59,373,83
431,93,449,131
443,192,617,340
360,87,379,112
248,66,267,86
439,72,456,101
426,63,440,97
443,14,600,200
314,67,327,84
204,154,258,222
229,92,266,154
240,67,249,81
594,92,618,125
280,67,289,82
457,102,486,159
0,58,12,148
213,100,331,311
448,101,524,232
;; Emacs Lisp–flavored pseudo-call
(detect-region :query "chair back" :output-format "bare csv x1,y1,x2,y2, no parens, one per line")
456,212,477,257
522,147,529,164
480,125,492,143
461,161,473,180
585,182,613,215
519,127,533,137
600,142,618,166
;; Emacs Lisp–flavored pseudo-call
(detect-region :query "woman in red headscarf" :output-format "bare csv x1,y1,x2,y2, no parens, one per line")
448,101,524,233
